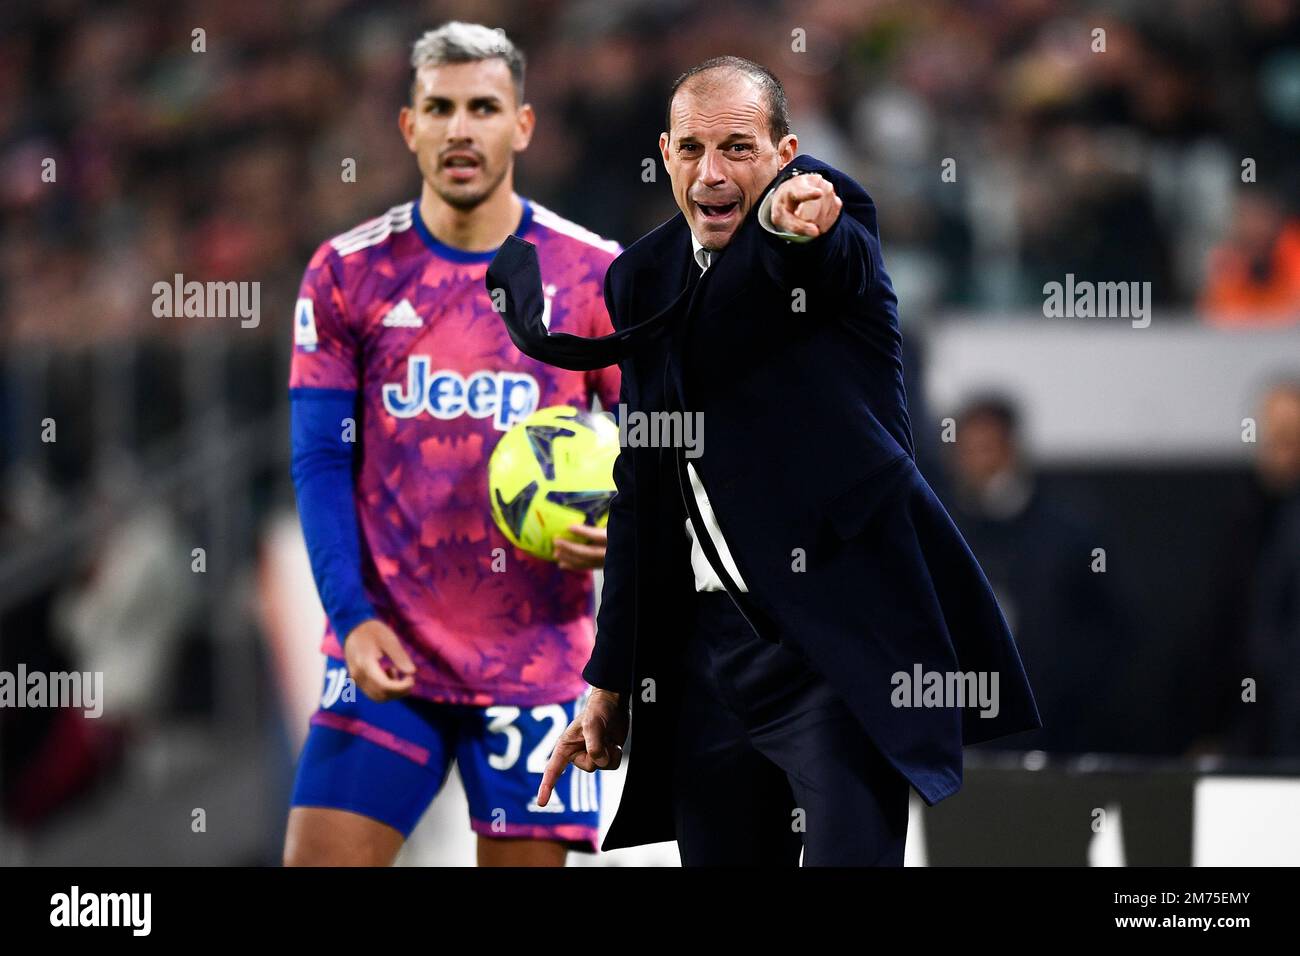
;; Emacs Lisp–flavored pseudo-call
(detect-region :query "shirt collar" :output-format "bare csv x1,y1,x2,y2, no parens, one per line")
412,196,534,264
689,232,712,273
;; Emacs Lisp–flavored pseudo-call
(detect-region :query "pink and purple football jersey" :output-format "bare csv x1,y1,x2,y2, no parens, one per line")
289,198,621,707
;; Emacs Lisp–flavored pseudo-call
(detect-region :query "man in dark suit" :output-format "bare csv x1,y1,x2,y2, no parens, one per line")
486,56,1040,865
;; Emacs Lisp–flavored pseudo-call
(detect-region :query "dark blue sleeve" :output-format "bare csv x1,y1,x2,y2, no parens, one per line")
757,157,879,299
582,370,636,697
289,387,376,646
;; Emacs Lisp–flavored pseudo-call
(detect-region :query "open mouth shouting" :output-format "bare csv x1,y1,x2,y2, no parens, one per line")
694,198,741,228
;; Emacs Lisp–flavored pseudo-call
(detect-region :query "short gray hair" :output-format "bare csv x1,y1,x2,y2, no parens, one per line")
410,22,525,104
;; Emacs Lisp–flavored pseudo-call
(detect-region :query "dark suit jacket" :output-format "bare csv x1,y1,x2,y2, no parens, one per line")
493,155,1042,852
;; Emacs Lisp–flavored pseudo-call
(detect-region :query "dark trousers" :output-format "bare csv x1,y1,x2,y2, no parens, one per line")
671,590,910,866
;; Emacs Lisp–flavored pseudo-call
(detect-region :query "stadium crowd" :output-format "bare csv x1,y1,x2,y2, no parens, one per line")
4,0,1300,349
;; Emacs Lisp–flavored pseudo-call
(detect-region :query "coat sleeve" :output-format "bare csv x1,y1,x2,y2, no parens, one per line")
755,157,880,301
583,247,624,412
582,375,637,696
581,266,638,696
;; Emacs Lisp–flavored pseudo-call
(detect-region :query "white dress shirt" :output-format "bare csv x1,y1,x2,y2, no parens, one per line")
683,193,810,592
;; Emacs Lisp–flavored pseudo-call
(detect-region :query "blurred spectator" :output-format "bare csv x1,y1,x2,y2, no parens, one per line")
1200,189,1300,325
944,395,1129,754
1,578,126,831
1241,495,1300,757
52,500,199,722
1202,381,1300,755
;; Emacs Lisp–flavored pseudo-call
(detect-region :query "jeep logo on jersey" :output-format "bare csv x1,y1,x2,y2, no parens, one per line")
382,356,539,430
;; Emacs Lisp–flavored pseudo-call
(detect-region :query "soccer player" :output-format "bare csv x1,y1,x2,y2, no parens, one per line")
283,22,620,867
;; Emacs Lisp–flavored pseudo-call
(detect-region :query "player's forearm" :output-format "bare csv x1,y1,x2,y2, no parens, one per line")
290,389,378,643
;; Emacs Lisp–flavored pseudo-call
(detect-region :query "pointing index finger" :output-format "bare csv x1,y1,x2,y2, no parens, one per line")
537,738,579,806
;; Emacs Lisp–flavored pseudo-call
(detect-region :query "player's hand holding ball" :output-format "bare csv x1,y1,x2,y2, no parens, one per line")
554,524,607,570
343,619,417,702
487,405,619,571
770,172,842,239
537,688,627,806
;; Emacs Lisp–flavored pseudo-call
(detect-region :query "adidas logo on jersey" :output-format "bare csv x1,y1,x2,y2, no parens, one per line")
381,299,423,328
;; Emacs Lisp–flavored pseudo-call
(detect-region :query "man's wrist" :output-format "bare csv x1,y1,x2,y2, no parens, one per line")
759,180,817,244
759,188,812,243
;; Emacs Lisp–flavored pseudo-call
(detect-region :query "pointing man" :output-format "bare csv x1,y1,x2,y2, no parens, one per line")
488,56,1040,865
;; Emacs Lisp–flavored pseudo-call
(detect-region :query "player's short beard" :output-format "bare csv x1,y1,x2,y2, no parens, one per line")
433,160,510,212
